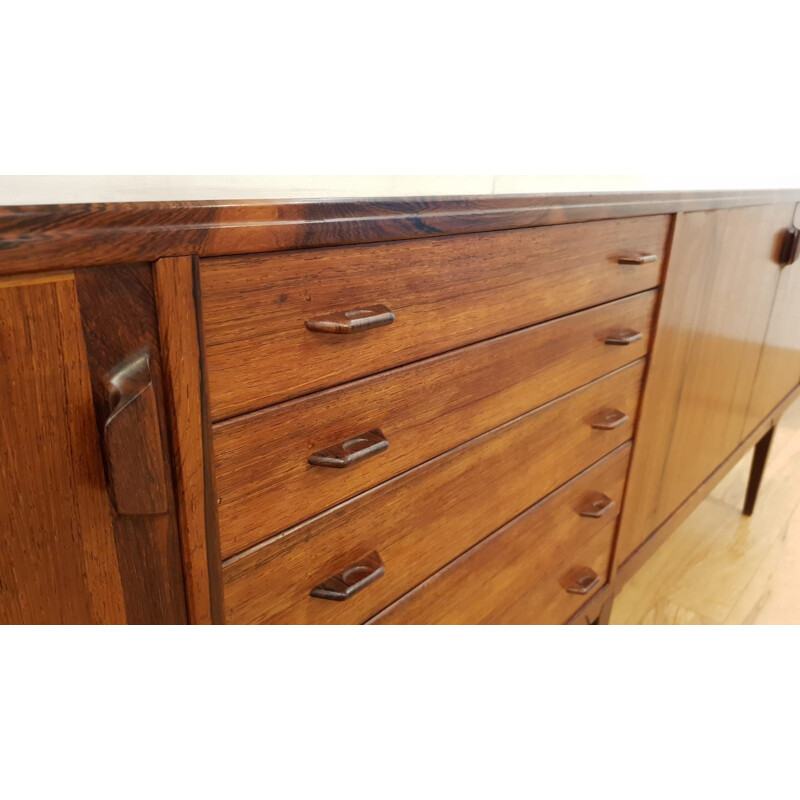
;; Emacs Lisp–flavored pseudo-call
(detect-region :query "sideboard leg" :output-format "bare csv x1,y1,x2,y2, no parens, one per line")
593,594,615,625
743,426,776,516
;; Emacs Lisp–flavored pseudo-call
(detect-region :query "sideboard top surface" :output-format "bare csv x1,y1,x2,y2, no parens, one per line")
2,189,799,275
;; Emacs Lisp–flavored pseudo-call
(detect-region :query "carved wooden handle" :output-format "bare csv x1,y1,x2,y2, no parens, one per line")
310,552,385,601
103,352,168,515
779,226,800,267
590,409,630,430
564,567,601,595
305,305,395,334
618,254,658,265
578,492,616,518
605,328,643,346
308,429,389,468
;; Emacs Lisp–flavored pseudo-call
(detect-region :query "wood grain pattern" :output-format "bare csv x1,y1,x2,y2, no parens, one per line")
222,361,644,624
614,204,795,566
369,445,630,625
103,352,169,515
75,265,188,624
154,256,217,624
614,382,800,590
2,190,800,275
612,392,800,624
201,215,667,418
214,291,657,557
745,255,800,428
0,275,127,624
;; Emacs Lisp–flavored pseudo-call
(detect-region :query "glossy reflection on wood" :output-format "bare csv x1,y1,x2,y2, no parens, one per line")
75,265,188,624
370,446,630,625
200,215,667,418
154,256,219,624
222,362,644,625
612,395,800,625
0,275,127,624
745,254,800,428
214,291,657,558
615,204,796,567
3,190,798,275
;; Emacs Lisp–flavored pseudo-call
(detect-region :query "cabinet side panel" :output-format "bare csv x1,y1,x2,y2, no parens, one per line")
0,275,127,624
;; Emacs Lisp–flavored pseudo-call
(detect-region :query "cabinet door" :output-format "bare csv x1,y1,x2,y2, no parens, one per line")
745,206,800,427
0,269,188,624
615,204,794,566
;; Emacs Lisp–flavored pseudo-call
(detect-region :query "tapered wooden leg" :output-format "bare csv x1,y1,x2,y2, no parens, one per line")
743,426,775,516
592,594,615,625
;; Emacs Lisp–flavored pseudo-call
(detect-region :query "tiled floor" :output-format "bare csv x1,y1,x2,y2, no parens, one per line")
612,396,800,625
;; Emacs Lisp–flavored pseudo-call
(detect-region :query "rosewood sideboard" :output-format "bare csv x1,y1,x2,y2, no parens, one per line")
2,190,799,624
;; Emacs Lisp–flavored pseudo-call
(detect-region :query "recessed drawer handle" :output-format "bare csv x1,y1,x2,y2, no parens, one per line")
565,567,601,595
310,552,385,601
578,492,616,518
590,409,630,430
305,304,395,334
618,254,658,265
605,328,643,346
308,428,389,468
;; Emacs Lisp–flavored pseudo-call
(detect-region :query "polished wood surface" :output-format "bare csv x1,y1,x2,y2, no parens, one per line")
74,265,188,623
103,352,169,515
201,216,666,418
613,395,800,624
214,292,656,557
222,362,644,624
614,204,795,566
154,256,217,624
2,190,800,275
0,276,126,623
614,382,800,589
745,253,800,428
370,446,629,625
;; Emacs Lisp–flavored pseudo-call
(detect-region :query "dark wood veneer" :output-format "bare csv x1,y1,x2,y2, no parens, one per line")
3,189,800,275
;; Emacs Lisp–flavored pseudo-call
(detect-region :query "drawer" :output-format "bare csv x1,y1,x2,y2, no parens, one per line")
222,360,644,624
201,215,668,419
215,291,657,558
369,445,630,625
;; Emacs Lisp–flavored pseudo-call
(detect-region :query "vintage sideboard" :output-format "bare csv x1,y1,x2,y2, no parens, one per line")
2,190,799,624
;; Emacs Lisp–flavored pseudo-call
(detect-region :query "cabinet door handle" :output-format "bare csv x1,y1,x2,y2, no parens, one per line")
308,429,389,468
618,254,658,265
103,352,169,515
578,493,616,518
590,409,630,430
564,567,601,595
779,226,800,267
305,304,395,334
605,328,643,346
310,552,385,601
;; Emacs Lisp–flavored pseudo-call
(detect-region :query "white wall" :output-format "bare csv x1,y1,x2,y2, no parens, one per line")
1,174,798,205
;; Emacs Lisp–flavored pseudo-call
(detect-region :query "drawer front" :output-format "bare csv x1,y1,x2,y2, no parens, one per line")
369,446,630,625
215,291,657,558
201,215,668,419
222,360,645,624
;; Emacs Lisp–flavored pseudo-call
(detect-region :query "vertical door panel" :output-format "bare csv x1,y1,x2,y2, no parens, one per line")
745,205,800,427
616,204,793,566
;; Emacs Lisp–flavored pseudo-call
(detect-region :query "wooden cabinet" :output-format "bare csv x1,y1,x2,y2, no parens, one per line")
0,269,188,624
615,204,798,566
2,190,800,625
745,216,800,428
